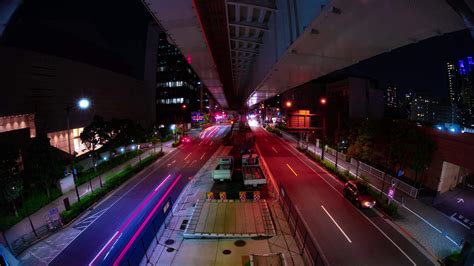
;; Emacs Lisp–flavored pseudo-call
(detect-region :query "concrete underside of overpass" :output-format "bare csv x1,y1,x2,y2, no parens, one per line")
143,0,473,110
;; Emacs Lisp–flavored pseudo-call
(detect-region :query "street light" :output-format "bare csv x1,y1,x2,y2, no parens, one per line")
285,101,292,108
78,98,90,109
171,124,177,142
319,97,328,161
66,97,91,202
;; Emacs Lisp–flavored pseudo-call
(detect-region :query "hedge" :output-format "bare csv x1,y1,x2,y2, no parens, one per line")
0,187,62,231
265,126,282,136
61,152,163,224
76,150,143,186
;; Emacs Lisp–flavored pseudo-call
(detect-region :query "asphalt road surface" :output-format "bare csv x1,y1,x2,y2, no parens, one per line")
253,126,434,266
49,125,230,266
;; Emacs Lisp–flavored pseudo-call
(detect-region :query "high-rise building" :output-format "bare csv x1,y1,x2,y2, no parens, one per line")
446,56,474,126
410,93,437,123
155,33,200,126
447,61,459,104
385,85,398,108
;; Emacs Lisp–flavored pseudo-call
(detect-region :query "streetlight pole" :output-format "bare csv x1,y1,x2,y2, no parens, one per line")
320,97,327,161
65,98,90,202
66,107,81,202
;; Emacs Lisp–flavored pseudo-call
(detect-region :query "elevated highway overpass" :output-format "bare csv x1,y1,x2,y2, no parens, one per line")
142,0,473,109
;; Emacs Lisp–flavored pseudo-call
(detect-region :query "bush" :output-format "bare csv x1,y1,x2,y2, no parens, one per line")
444,251,461,265
368,189,398,217
0,186,62,231
76,150,143,186
60,153,163,225
172,140,181,147
265,126,282,136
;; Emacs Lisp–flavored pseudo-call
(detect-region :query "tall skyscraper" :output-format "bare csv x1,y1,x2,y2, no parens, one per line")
385,85,398,108
445,56,474,126
155,33,200,125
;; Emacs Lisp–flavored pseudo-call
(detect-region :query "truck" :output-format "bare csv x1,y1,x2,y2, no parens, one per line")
212,156,234,182
242,154,267,187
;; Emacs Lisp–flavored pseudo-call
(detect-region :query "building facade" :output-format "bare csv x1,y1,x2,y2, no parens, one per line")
155,33,201,126
0,46,150,155
446,57,474,127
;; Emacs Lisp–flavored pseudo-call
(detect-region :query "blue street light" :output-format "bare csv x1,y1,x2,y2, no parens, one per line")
120,147,125,153
170,124,176,131
131,145,137,150
436,126,443,131
78,98,90,109
103,156,108,161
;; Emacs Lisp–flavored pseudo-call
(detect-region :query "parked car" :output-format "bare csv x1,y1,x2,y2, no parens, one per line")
182,136,192,143
343,180,376,208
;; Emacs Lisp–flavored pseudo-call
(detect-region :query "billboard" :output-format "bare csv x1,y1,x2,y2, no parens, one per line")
191,112,204,122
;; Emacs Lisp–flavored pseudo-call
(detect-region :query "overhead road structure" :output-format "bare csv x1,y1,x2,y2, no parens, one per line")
143,0,472,109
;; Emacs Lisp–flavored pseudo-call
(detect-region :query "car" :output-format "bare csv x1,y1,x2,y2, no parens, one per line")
343,180,376,209
182,136,191,143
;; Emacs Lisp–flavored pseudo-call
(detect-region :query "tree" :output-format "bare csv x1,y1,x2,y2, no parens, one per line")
24,136,64,200
346,120,378,163
80,116,107,188
408,128,436,187
147,130,161,154
0,145,22,217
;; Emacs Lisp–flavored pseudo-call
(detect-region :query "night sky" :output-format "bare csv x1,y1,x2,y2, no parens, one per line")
343,29,474,99
3,1,473,99
2,0,152,80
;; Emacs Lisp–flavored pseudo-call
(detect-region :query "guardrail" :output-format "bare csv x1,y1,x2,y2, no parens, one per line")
258,149,327,266
279,185,326,266
11,220,62,255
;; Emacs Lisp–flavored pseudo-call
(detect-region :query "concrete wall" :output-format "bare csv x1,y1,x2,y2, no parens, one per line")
424,128,474,192
0,46,151,134
438,161,461,193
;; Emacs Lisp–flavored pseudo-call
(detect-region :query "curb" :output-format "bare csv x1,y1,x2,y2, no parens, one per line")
371,207,442,265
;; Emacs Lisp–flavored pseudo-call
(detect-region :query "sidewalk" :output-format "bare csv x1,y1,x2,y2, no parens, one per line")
142,145,305,266
278,130,469,260
5,140,175,255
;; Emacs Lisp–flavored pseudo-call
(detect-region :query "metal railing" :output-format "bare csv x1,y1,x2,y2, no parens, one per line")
11,220,62,255
352,160,418,198
257,146,326,266
279,185,326,266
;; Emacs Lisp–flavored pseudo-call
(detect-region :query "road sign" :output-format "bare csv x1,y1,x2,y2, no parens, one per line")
388,187,395,199
391,179,398,187
253,191,261,201
239,191,246,201
219,192,227,200
191,112,204,122
207,192,214,200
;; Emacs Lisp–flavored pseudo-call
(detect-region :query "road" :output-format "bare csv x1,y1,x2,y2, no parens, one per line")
49,125,230,266
253,126,434,266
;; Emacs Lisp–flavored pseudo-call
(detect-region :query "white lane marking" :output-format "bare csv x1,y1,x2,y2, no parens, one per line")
321,205,352,243
184,153,192,160
89,231,119,265
264,138,269,142
355,209,417,266
262,127,419,264
271,147,278,153
446,235,461,247
50,149,181,264
401,205,442,233
210,140,214,145
200,152,206,160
